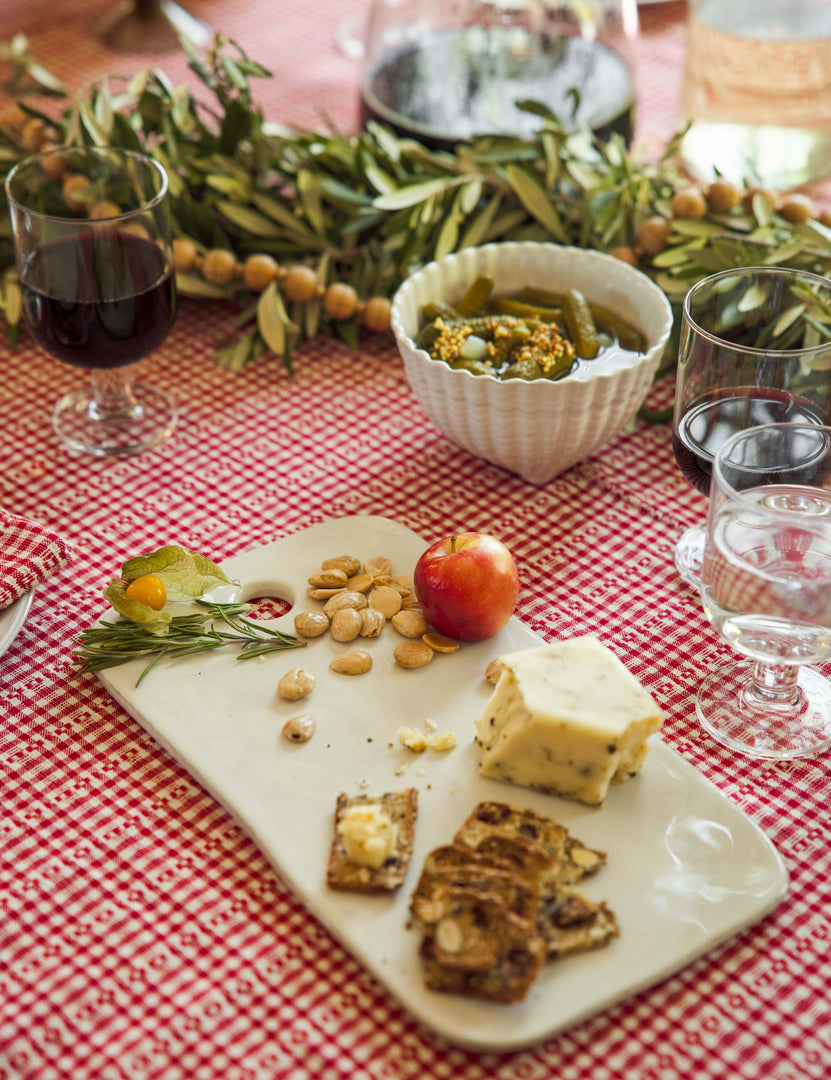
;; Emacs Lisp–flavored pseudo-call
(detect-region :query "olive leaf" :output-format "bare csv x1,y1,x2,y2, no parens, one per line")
217,200,284,237
373,178,455,211
505,164,566,242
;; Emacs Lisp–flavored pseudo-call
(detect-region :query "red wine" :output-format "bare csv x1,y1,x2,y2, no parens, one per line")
20,232,176,370
360,28,634,151
672,389,829,496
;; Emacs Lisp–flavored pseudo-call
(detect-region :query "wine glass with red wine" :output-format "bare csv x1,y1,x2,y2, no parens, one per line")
671,266,831,586
6,147,177,456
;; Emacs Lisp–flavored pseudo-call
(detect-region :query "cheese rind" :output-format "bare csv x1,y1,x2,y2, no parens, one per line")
475,636,663,805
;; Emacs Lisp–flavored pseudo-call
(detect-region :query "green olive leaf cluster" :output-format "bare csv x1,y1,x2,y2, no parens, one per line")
0,33,829,381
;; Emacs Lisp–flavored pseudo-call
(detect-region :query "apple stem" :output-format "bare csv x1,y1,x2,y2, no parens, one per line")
450,534,457,554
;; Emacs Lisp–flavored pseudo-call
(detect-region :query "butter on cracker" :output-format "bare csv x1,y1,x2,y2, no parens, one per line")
475,636,663,806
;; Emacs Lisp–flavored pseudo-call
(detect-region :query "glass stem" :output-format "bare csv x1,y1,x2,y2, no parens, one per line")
89,367,140,422
744,661,801,711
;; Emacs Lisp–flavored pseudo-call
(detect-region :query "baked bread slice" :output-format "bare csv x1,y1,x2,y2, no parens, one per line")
326,789,417,893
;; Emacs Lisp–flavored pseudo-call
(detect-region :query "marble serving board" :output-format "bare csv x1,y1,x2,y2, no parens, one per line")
97,515,788,1052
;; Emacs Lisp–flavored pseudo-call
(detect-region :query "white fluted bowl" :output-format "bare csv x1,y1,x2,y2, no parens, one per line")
391,242,673,485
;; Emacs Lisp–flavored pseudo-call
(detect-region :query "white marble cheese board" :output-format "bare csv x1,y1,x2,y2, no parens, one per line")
97,515,788,1052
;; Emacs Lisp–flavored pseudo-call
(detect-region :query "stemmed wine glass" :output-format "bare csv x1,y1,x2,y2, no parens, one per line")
5,147,178,456
698,422,831,759
672,266,831,587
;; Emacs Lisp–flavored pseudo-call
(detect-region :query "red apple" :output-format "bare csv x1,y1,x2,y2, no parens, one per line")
414,532,520,642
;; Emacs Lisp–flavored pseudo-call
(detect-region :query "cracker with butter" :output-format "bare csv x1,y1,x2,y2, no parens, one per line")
327,789,418,893
476,636,664,806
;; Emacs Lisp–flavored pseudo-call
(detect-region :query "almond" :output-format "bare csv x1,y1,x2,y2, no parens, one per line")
324,590,368,616
330,650,373,675
423,632,459,653
394,640,434,669
364,556,392,577
330,607,362,642
359,608,386,637
368,585,402,618
392,610,430,638
321,555,361,577
293,610,330,638
308,569,348,589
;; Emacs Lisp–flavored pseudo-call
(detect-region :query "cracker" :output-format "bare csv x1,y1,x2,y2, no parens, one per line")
326,789,417,893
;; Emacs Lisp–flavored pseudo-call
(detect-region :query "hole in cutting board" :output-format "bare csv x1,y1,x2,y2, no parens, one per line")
244,595,292,620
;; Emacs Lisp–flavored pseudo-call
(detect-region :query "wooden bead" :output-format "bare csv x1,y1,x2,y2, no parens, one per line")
243,253,279,292
61,174,91,212
608,246,639,266
324,282,359,321
363,296,391,333
172,238,199,274
0,103,27,131
670,187,707,220
121,222,150,240
283,265,318,302
637,217,671,256
778,193,815,224
20,117,47,153
88,200,121,220
706,179,741,214
39,147,68,180
202,248,239,285
742,186,777,215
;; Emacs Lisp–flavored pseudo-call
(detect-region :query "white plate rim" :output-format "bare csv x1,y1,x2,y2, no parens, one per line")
0,589,34,657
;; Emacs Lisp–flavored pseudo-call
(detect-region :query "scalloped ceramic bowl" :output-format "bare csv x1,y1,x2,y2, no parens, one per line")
391,242,673,484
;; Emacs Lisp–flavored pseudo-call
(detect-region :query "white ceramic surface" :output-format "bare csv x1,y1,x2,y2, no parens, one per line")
391,243,674,484
0,590,33,657
97,516,787,1052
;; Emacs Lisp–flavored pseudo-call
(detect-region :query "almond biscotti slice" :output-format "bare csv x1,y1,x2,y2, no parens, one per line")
537,889,620,958
559,836,607,884
326,789,418,894
473,833,558,892
454,801,606,887
420,918,547,1004
454,801,570,870
410,862,539,932
422,888,509,971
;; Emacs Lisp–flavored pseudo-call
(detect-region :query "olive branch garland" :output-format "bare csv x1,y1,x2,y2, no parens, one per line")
0,32,830,386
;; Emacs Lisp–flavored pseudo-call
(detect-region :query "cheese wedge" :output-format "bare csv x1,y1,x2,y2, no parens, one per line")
475,636,663,806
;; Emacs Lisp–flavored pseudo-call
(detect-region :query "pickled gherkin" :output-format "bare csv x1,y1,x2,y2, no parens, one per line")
416,280,645,381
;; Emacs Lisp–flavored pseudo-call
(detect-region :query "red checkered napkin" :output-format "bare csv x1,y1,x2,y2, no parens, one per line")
0,508,73,609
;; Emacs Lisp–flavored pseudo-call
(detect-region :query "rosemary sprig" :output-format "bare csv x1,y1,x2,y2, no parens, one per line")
73,600,305,687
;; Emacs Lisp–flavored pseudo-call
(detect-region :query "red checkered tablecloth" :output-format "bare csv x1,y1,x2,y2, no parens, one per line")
1,4,830,1079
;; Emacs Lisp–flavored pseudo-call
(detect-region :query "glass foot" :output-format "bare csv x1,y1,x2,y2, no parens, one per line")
674,522,705,588
53,384,177,456
697,660,831,759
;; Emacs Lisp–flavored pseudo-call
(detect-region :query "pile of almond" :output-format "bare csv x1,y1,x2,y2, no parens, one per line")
294,553,460,673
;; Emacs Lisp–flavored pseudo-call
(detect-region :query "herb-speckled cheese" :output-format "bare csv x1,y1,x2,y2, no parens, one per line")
475,636,663,805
